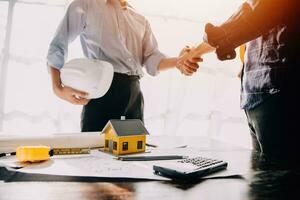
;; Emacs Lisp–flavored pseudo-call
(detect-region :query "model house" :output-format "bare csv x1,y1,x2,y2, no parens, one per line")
102,117,149,155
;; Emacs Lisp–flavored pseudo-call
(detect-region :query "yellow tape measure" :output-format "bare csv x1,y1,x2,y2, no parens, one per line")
15,146,91,163
16,146,51,163
52,148,90,155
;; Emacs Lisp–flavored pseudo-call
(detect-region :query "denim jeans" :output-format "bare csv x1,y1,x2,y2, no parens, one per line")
245,91,299,168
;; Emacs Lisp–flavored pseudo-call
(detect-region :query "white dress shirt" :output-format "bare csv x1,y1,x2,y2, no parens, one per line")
47,0,166,77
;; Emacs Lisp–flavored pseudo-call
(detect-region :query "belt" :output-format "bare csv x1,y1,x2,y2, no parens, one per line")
113,72,140,81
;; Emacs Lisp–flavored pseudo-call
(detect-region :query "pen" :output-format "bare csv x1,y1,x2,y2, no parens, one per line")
145,143,158,148
117,155,188,161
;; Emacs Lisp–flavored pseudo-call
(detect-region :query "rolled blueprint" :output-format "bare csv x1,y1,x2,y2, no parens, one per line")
0,132,104,153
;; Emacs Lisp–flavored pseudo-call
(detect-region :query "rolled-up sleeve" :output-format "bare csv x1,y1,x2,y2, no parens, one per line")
204,0,296,61
47,0,86,70
142,21,166,76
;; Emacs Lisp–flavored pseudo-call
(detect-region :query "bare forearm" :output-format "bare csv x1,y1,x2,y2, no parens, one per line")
189,42,215,59
177,42,214,66
49,65,62,91
48,65,89,105
158,57,178,71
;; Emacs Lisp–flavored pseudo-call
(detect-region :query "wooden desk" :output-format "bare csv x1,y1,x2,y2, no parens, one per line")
1,136,298,200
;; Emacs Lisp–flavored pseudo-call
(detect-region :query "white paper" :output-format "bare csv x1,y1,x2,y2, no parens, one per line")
14,151,169,181
1,148,245,181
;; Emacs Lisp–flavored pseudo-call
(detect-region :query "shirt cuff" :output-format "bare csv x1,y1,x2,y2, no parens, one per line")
144,52,166,76
203,3,259,61
46,50,65,70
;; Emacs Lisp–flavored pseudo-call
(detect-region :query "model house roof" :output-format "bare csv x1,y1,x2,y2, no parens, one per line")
102,119,150,137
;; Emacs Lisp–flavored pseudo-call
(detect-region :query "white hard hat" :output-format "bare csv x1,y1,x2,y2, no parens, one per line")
60,58,114,99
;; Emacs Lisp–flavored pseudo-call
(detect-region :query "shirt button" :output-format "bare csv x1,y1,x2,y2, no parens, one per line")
226,54,231,59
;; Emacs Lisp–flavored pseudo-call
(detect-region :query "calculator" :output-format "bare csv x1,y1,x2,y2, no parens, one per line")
153,156,228,180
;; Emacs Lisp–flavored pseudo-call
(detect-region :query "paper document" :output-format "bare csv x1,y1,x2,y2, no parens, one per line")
1,147,245,181
12,151,169,181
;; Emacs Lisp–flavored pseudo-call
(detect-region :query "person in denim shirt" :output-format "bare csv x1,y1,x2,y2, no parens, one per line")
202,0,300,167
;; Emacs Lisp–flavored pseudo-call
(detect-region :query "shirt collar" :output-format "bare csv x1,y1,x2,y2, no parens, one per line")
104,0,122,4
105,0,127,6
105,0,128,10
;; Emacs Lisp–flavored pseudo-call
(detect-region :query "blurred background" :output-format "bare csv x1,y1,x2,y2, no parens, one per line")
0,0,251,148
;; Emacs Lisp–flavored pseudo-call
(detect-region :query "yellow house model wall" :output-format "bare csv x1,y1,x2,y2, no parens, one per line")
118,135,145,155
104,126,119,153
103,124,146,155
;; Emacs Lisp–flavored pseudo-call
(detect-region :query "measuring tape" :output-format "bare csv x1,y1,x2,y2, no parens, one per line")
13,146,91,163
16,146,51,163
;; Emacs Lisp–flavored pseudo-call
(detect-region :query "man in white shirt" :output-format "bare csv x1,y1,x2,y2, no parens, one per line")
47,0,199,131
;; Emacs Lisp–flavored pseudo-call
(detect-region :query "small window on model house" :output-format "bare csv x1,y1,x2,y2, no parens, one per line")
105,140,109,148
113,141,118,150
137,141,143,150
122,142,128,151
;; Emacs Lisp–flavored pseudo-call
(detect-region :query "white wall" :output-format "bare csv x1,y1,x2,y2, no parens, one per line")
0,0,251,148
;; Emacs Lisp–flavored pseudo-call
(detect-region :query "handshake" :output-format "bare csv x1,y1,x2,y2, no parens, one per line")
176,42,215,76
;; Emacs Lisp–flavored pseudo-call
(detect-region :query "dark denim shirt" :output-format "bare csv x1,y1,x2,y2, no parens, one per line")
241,25,287,109
204,0,299,110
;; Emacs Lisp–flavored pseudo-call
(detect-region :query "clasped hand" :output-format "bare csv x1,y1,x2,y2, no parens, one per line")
176,46,203,76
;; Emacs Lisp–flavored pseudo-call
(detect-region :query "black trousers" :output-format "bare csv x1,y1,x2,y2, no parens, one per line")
81,73,144,132
245,92,299,168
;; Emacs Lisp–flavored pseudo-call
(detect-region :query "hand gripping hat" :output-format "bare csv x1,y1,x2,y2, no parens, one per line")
60,58,114,99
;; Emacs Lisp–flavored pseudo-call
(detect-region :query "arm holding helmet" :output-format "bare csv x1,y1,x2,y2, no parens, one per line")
47,0,90,105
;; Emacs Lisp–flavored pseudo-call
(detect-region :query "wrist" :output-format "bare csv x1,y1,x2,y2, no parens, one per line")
52,83,63,94
175,58,183,73
175,57,180,64
175,57,181,69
